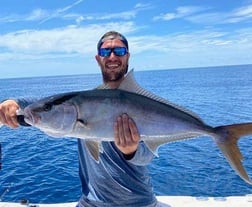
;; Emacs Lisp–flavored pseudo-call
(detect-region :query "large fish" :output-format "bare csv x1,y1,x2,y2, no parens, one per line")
22,71,252,184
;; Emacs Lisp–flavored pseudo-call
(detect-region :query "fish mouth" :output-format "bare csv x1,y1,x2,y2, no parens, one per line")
23,108,40,126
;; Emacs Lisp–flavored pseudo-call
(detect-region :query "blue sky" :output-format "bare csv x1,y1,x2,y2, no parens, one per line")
1,0,252,78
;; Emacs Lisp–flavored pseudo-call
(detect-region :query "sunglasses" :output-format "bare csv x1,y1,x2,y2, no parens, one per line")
98,47,128,57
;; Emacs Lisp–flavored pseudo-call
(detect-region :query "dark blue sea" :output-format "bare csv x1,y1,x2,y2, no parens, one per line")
0,65,252,203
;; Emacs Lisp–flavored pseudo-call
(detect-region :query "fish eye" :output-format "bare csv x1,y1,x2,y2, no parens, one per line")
43,103,52,112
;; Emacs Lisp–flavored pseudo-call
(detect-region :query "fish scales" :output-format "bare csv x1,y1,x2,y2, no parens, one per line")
69,89,210,140
21,70,252,185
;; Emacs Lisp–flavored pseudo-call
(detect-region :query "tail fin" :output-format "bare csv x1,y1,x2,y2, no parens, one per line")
215,123,252,185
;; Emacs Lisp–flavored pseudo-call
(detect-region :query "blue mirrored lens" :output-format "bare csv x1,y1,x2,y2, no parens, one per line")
113,47,127,56
99,48,111,57
98,47,127,57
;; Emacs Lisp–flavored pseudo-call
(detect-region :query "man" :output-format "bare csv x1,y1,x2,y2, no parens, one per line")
0,31,162,207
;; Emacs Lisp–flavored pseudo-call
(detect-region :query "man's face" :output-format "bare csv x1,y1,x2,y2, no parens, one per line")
95,39,130,83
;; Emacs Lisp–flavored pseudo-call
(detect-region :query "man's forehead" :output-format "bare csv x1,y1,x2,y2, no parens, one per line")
102,34,124,40
100,39,126,47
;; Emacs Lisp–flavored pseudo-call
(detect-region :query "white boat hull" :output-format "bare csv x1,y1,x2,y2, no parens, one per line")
1,195,252,207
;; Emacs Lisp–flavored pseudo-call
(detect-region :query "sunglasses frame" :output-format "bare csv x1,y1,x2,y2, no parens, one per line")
98,47,128,57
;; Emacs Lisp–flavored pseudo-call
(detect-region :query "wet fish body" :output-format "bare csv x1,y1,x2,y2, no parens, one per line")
23,71,252,185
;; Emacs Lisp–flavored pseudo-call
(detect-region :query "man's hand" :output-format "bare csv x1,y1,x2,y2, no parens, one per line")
0,100,20,128
114,113,140,159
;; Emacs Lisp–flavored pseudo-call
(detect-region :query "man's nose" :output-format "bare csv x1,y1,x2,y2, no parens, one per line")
108,51,116,58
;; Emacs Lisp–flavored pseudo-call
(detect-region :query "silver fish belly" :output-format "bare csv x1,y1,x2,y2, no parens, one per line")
22,70,252,185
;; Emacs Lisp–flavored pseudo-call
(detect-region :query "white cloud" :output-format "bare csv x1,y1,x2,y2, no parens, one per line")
0,15,251,72
26,9,49,21
91,11,137,21
153,4,252,25
153,13,176,21
176,6,207,16
0,22,138,59
39,0,83,24
63,3,153,24
186,12,227,24
0,0,83,24
134,3,150,9
128,27,252,70
0,1,149,26
153,6,208,21
234,4,252,16
0,9,48,23
226,4,252,23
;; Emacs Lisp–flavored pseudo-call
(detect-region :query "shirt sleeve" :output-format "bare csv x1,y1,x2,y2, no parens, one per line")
0,97,39,110
15,97,38,109
126,141,156,166
1,97,36,109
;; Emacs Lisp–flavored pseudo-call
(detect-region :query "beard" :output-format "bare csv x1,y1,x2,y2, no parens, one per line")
102,65,128,83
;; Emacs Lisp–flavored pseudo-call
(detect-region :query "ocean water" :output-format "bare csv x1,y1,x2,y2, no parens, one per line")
0,65,252,203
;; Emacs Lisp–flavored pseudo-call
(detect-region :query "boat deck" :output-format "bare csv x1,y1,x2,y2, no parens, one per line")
1,195,252,207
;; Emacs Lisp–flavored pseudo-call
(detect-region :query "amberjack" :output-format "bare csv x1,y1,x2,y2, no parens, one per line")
22,70,252,184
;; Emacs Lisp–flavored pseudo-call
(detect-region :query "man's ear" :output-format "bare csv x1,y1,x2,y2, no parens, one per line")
95,55,102,67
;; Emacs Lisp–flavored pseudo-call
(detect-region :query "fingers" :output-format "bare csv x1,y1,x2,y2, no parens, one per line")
0,100,20,128
115,114,134,146
7,116,19,128
114,113,140,155
128,118,140,143
116,114,130,146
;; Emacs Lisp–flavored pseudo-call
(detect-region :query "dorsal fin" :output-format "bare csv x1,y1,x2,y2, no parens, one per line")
119,70,204,122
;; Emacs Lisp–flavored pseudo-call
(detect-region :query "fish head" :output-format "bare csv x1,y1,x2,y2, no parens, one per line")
23,93,78,137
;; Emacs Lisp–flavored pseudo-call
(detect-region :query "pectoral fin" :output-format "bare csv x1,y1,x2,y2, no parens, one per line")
85,140,101,161
144,137,172,156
